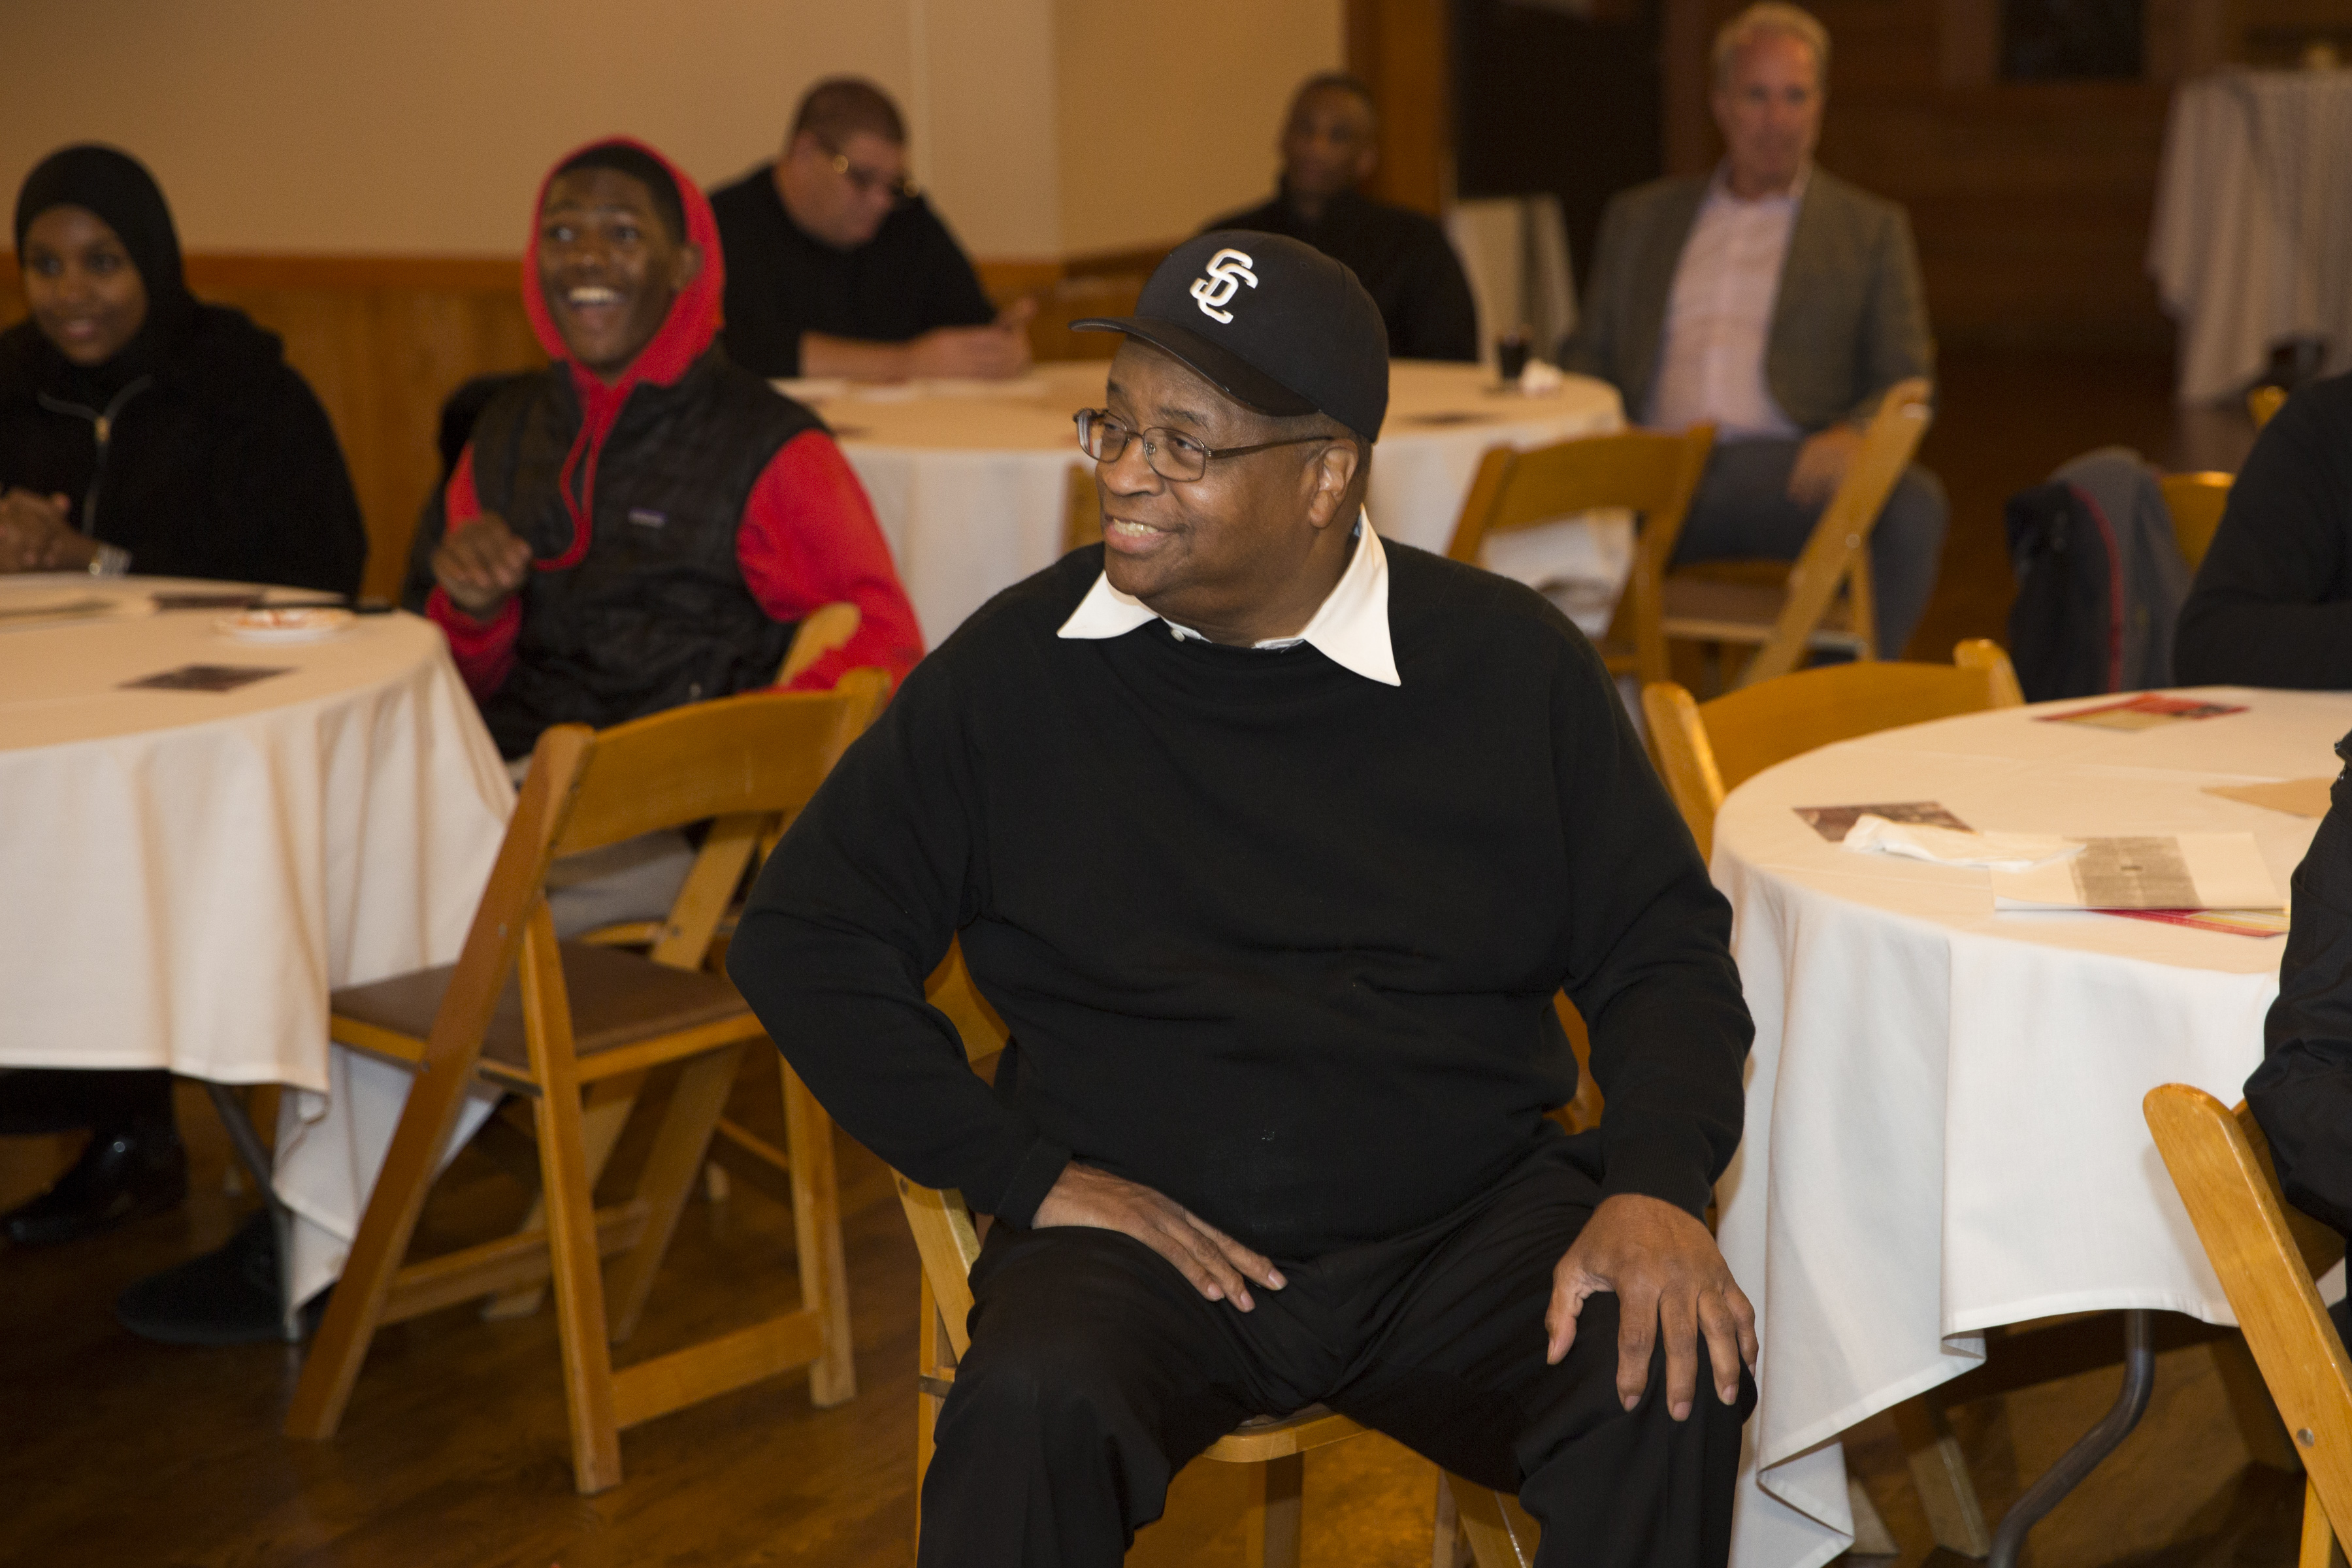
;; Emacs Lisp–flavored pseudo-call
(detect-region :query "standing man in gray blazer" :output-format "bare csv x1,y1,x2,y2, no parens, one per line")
1561,2,1945,659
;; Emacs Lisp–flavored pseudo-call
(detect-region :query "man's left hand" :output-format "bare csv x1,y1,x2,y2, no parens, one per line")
1786,425,1863,508
1546,1192,1757,1422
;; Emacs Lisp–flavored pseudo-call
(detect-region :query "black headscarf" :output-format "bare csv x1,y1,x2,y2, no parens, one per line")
12,144,199,399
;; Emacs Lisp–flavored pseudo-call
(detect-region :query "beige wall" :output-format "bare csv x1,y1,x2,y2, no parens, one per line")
0,0,1339,261
1053,0,1345,255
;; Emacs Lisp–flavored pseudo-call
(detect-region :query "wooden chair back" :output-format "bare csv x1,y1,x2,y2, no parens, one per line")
2249,384,2288,429
1065,461,1103,554
2146,1085,2352,1564
777,601,861,685
2162,471,2232,573
1443,425,1716,684
1643,640,2021,860
1729,378,1933,685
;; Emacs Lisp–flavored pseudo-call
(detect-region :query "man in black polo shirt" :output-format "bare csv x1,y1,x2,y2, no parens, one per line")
710,76,1034,381
1204,73,1478,362
729,233,1756,1567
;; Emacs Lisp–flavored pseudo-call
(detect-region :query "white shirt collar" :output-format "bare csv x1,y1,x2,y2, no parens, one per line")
1707,159,1811,206
1056,512,1400,687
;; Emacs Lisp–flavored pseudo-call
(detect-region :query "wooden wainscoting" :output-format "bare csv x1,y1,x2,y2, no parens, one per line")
0,245,1174,600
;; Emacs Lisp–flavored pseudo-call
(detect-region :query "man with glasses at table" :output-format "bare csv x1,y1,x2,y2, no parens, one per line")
729,232,1757,1567
711,76,1034,382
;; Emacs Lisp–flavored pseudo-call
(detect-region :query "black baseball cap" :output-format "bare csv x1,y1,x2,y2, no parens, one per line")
1071,231,1390,444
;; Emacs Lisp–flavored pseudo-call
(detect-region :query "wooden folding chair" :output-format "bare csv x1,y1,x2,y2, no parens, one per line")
2162,471,2232,573
2147,1085,2352,1568
1658,378,1935,687
1643,639,2023,860
903,946,1543,1567
284,675,888,1493
1066,461,1105,554
1444,424,1717,687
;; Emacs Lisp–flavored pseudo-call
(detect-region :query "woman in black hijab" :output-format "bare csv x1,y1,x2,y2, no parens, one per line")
0,148,367,1254
0,144,365,591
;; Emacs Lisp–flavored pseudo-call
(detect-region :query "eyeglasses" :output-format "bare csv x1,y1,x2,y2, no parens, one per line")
823,143,920,202
1073,408,1333,483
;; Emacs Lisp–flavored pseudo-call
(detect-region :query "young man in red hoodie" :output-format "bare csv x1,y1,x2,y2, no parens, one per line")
111,140,924,1347
425,137,921,760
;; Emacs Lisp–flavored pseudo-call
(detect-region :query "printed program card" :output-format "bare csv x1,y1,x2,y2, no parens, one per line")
1991,833,2281,911
120,664,291,693
2039,694,2247,731
1795,801,1971,843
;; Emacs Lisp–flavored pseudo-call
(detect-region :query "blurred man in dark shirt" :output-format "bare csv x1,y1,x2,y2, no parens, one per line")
1204,73,1477,363
711,77,1034,382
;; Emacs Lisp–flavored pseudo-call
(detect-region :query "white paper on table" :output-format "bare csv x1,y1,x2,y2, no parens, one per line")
1991,832,2282,910
1840,813,2082,870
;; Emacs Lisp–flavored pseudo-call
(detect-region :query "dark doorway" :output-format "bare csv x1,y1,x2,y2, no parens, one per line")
1453,0,1664,297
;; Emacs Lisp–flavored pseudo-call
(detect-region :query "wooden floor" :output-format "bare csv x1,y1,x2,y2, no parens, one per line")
0,348,2304,1568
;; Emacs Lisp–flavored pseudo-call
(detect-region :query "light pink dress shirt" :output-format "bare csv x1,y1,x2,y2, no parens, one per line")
1645,167,1810,441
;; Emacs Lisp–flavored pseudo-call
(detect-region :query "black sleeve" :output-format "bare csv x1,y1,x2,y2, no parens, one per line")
2176,380,2352,689
910,205,997,333
727,646,1071,1224
201,366,367,596
2247,734,2352,1235
1546,625,1753,1217
1390,222,1480,363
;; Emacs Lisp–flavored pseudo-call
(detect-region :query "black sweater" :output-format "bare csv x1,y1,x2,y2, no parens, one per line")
2177,370,2352,690
728,544,1751,1260
0,305,364,595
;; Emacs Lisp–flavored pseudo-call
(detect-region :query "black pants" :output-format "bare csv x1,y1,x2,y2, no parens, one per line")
921,1142,1753,1568
1673,438,1950,660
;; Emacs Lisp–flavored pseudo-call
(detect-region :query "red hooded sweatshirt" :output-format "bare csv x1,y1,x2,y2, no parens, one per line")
427,137,923,698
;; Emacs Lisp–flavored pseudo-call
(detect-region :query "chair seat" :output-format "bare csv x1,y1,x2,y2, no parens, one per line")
1206,1403,1365,1462
1659,572,1865,651
331,940,756,1088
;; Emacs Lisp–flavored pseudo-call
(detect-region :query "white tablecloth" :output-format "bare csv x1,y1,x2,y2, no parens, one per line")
1714,687,2352,1568
802,360,1625,646
0,577,512,1300
2149,69,2352,404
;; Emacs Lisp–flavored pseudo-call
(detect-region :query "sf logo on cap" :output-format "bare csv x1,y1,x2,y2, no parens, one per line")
1190,248,1258,324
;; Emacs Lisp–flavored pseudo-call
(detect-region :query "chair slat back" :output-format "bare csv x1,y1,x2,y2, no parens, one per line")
777,602,861,685
1642,642,2022,861
2161,471,2232,573
1065,462,1103,555
549,672,890,860
891,944,1010,1360
1445,425,1715,563
2146,1085,2352,1535
1737,378,1932,685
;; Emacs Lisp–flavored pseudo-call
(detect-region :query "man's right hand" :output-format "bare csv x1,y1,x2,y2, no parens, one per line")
1032,1161,1286,1311
431,512,532,616
907,299,1036,382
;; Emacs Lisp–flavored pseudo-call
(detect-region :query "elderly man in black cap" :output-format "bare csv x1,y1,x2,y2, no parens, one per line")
728,233,1757,1567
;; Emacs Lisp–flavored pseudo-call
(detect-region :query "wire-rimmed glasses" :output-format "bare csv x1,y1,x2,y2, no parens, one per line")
1073,408,1330,483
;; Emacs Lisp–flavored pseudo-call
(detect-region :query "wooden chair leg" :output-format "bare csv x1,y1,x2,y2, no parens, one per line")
1244,1452,1305,1568
1848,1469,1901,1555
284,1031,495,1442
1891,1393,1991,1558
1430,1469,1473,1567
531,1022,624,1492
915,1278,953,1554
783,1060,857,1407
604,1047,742,1343
482,1070,645,1320
2304,1475,2342,1568
1448,1476,1539,1567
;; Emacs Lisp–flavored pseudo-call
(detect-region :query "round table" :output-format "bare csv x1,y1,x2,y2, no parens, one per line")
792,360,1625,646
1711,686,2352,1567
0,575,512,1304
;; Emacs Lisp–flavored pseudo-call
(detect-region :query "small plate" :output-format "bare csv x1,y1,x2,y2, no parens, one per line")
216,606,354,644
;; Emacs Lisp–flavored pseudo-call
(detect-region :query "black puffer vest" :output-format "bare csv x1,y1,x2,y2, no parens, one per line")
468,346,823,758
